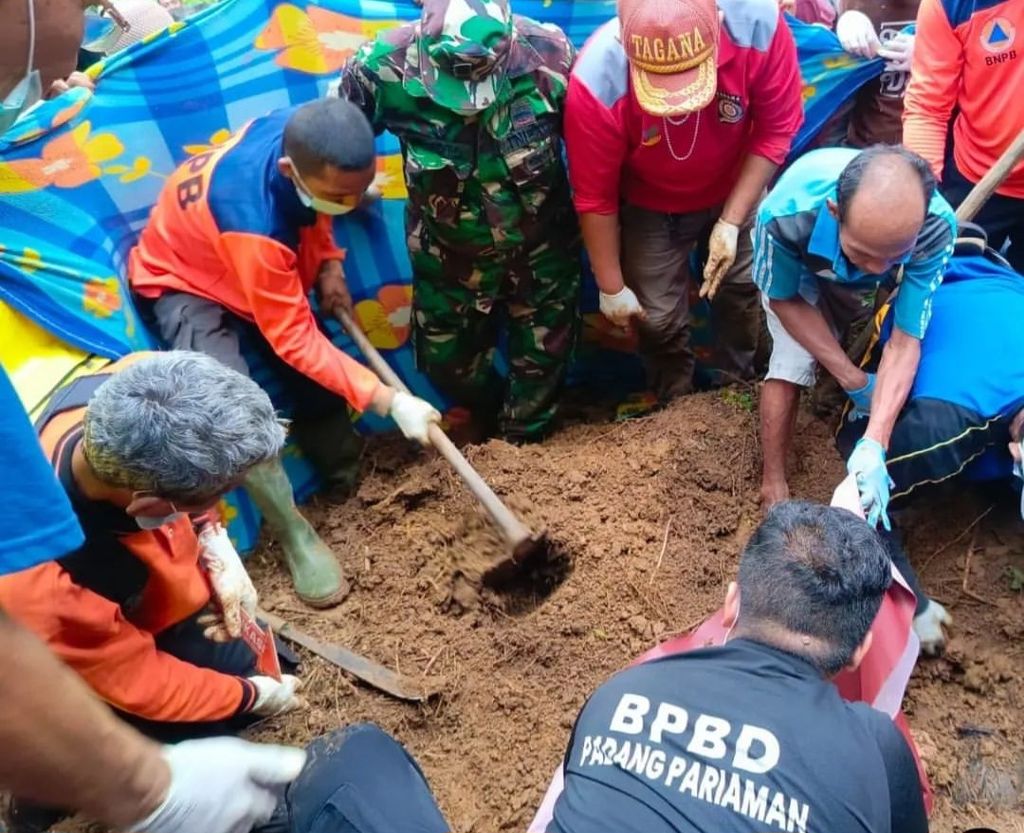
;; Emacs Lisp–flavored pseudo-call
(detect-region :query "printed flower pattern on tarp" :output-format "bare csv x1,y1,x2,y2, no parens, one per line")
374,153,407,200
255,4,382,74
0,122,125,193
354,284,413,350
183,128,234,156
83,277,123,318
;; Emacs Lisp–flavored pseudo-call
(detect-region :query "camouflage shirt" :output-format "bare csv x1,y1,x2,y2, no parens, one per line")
341,16,576,253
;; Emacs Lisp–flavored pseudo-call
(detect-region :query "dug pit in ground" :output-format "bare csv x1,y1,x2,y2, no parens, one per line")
244,391,1024,833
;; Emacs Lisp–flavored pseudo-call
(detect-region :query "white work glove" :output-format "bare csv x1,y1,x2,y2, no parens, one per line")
125,737,306,833
700,219,740,301
249,674,306,717
599,286,646,327
197,523,258,641
877,32,915,72
836,10,881,58
913,599,953,657
388,391,441,445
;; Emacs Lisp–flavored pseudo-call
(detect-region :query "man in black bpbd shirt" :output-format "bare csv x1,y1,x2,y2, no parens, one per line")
548,501,928,833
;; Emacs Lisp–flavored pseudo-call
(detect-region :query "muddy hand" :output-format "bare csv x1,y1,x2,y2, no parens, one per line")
700,220,739,301
249,675,306,716
599,286,646,328
198,522,258,640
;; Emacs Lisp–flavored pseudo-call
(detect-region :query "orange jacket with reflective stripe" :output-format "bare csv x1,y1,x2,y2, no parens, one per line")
0,355,257,722
128,106,380,411
904,0,1024,196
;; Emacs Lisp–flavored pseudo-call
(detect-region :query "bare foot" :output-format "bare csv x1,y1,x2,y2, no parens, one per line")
760,480,790,513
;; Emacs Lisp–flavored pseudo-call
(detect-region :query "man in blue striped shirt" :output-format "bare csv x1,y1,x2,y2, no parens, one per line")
753,146,956,528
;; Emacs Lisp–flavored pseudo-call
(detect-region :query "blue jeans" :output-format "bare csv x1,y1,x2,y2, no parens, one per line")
257,724,449,833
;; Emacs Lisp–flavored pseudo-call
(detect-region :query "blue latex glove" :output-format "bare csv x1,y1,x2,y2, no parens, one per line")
846,437,894,530
844,373,876,420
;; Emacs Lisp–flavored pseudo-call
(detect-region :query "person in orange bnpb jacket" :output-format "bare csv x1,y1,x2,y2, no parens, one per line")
0,351,310,833
0,353,306,745
129,98,441,609
903,0,1024,271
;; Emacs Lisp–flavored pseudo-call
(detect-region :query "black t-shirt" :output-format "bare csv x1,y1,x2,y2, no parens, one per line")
548,639,927,833
55,429,150,607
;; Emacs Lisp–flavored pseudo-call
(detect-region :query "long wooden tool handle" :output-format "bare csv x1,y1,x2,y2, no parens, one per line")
955,127,1024,222
335,308,535,552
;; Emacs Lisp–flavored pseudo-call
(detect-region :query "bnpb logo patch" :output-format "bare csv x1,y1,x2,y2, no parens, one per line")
981,17,1015,53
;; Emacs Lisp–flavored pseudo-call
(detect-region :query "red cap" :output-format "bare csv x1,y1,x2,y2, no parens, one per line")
619,0,719,116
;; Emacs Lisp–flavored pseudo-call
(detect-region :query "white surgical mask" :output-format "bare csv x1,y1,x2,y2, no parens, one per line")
1,0,42,136
286,157,358,216
134,511,184,530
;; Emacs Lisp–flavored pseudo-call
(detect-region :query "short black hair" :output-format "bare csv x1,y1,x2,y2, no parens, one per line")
283,99,375,177
835,144,936,223
737,500,892,675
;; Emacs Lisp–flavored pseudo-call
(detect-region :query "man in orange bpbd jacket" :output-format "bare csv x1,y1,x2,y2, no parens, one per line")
129,99,441,608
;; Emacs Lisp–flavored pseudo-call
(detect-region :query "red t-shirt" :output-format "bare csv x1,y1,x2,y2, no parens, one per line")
565,8,804,216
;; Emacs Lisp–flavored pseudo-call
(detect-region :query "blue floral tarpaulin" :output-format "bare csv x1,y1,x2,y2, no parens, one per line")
0,1,885,549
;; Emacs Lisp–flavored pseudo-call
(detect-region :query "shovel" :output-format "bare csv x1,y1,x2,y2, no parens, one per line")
333,307,546,575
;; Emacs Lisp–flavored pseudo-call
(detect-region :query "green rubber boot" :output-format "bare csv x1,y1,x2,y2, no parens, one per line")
244,459,350,608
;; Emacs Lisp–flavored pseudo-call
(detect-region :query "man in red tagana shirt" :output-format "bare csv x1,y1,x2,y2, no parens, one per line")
565,0,803,400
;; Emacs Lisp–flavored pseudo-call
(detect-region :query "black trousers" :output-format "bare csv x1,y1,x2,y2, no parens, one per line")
943,155,1024,273
118,612,260,743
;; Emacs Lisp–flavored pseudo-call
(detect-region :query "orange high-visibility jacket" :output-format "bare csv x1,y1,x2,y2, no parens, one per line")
0,356,258,722
129,106,380,411
904,0,1024,196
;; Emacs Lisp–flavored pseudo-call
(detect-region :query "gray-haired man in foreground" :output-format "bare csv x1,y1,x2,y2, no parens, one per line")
0,359,305,833
0,351,308,832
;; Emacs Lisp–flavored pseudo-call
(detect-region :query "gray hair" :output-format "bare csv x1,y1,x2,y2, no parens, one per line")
84,351,286,503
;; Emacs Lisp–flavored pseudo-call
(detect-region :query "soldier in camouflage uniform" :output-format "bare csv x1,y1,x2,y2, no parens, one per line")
338,0,581,442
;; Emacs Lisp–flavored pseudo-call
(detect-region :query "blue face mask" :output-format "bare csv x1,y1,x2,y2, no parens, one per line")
1,0,41,137
0,70,42,136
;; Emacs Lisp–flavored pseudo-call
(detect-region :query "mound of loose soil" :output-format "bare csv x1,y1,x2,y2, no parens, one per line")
244,391,1023,833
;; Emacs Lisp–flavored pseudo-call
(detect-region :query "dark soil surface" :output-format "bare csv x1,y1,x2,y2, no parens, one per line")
240,390,1024,833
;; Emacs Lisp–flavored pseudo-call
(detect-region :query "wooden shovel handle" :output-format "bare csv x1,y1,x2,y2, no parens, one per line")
334,308,536,554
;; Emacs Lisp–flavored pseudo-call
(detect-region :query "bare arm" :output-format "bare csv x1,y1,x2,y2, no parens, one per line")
0,611,170,827
580,212,624,294
862,328,921,448
769,297,869,390
720,154,778,226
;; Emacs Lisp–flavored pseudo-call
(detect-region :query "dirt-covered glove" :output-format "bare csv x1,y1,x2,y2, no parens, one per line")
700,220,739,301
837,10,881,57
388,392,441,445
877,32,915,72
599,286,646,327
125,737,306,833
843,372,875,421
913,599,952,657
846,437,894,531
197,523,257,641
248,675,305,717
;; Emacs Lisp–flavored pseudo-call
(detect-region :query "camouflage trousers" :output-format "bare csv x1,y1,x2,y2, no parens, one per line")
409,220,582,441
